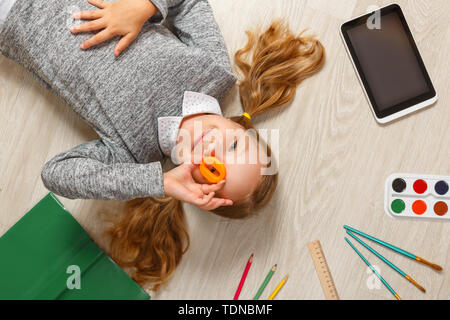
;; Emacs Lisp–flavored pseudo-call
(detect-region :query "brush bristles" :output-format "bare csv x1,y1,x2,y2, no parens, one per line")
405,275,426,293
431,264,443,271
416,256,443,271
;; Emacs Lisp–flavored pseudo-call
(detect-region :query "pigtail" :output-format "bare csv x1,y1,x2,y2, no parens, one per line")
106,197,189,291
234,20,325,119
214,20,325,218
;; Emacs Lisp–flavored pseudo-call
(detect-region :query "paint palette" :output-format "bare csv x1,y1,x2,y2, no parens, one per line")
385,174,449,220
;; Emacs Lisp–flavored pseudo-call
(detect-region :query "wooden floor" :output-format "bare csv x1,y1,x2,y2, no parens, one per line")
1,0,449,300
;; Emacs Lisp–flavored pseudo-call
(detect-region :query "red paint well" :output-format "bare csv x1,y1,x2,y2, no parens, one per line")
413,179,427,194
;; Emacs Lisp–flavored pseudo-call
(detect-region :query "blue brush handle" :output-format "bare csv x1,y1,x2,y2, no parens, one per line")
344,225,416,260
345,237,398,297
346,230,406,277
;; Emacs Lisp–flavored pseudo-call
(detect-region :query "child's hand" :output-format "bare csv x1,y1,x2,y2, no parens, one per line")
163,163,233,211
70,0,158,56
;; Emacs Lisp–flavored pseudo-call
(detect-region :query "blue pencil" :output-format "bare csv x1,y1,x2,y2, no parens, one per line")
346,230,425,292
345,237,401,300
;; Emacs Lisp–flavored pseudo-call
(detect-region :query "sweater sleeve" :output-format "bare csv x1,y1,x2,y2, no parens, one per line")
41,139,165,201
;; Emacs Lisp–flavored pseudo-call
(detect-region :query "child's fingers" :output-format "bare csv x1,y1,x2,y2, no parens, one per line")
114,32,138,56
193,192,215,207
72,10,103,20
223,199,233,206
71,19,106,34
200,180,226,194
88,0,108,9
80,29,113,50
201,198,233,211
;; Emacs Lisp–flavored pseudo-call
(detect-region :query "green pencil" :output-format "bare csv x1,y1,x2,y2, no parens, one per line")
253,264,277,300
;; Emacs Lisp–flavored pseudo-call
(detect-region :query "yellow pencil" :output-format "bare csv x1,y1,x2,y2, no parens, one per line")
268,274,289,300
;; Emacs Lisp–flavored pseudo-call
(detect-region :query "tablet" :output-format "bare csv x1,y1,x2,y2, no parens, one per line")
340,4,437,124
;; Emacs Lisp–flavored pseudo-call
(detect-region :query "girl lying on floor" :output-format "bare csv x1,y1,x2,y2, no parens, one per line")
0,0,325,290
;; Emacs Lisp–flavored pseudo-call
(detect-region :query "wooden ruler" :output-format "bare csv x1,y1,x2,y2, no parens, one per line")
308,240,339,300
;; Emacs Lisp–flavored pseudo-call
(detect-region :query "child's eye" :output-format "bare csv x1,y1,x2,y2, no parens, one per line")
229,140,238,151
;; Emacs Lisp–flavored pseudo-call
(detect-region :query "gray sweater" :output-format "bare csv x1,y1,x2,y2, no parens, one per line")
0,0,236,200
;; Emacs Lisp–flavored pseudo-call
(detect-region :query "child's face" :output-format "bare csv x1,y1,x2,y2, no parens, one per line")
176,114,266,202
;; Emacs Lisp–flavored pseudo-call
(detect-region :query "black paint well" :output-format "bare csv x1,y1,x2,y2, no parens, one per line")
392,178,407,193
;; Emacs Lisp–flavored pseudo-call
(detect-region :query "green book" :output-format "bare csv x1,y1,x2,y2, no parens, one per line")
0,192,150,300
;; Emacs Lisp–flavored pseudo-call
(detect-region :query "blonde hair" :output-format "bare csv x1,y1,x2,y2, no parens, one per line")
105,20,325,291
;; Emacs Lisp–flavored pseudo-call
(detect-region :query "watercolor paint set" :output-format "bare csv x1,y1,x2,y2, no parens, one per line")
385,174,449,220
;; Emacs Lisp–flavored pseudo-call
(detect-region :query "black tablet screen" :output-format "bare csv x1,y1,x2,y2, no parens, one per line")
343,7,434,116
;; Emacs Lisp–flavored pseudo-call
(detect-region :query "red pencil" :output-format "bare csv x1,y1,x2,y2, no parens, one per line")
233,253,254,300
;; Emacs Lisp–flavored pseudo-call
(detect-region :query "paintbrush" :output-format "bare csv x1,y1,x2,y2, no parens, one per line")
344,225,442,271
345,237,401,300
346,230,425,292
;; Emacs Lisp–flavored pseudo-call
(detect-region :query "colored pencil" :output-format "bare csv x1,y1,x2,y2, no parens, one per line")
253,264,277,300
233,253,253,300
344,225,442,271
346,230,425,292
268,274,288,300
345,237,401,300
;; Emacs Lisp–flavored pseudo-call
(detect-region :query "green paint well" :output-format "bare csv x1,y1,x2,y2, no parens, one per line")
391,199,406,214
